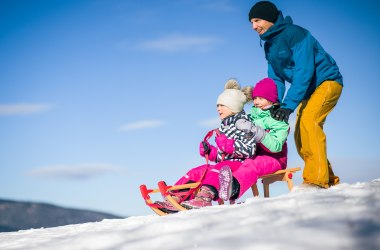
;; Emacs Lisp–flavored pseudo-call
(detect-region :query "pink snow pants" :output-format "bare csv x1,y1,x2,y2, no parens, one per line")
175,156,282,199
234,156,282,198
175,160,242,192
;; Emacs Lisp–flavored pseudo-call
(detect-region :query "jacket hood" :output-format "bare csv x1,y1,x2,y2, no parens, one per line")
260,11,293,42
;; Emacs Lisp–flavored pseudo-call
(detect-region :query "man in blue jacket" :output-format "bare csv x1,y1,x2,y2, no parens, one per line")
248,1,343,188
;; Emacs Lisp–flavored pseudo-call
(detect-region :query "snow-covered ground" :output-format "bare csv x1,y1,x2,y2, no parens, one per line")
1,179,379,250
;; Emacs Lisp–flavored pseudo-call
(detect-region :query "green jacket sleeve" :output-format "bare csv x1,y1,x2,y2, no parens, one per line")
260,117,289,153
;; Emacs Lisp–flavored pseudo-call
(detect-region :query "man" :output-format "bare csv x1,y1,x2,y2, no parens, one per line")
248,1,343,188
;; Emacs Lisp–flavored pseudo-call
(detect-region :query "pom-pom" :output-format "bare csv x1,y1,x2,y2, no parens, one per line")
224,79,240,90
242,86,253,103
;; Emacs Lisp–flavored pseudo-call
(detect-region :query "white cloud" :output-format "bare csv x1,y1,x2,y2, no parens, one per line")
197,117,220,128
27,163,125,180
0,103,52,115
137,34,222,52
118,120,166,132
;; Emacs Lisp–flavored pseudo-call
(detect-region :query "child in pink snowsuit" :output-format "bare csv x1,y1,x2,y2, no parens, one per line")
218,77,289,201
156,79,257,211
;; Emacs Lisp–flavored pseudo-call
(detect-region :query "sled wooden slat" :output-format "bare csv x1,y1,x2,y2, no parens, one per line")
166,182,200,191
158,181,201,211
251,167,301,198
166,182,201,211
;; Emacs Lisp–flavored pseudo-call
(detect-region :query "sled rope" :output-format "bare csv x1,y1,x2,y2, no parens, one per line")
202,129,225,163
163,168,208,204
166,128,225,203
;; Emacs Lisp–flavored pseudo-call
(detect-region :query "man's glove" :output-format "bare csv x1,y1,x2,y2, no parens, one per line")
215,134,235,154
271,107,292,123
235,119,266,142
199,141,217,161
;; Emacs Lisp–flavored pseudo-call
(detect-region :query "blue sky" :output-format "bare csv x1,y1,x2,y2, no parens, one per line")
1,0,380,217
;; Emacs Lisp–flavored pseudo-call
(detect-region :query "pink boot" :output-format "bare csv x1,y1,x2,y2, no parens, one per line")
154,200,179,213
181,186,216,209
218,165,233,201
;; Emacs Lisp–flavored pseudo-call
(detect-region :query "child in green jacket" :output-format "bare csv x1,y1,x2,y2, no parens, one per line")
219,77,289,201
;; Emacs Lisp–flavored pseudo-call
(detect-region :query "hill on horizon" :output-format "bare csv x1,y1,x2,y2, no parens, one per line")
0,198,124,232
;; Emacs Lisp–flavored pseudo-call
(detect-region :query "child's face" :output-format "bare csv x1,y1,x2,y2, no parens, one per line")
217,104,234,120
253,97,273,110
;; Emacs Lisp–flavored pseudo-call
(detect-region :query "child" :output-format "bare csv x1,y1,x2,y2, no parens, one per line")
155,79,256,212
218,77,289,201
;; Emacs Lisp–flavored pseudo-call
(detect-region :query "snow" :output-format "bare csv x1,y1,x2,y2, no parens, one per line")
1,179,380,250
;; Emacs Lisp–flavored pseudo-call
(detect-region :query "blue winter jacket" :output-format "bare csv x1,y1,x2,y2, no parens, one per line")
260,12,343,111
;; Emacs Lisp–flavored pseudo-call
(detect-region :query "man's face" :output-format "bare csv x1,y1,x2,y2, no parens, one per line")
250,18,274,35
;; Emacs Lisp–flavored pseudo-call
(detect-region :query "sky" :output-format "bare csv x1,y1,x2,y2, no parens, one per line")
0,179,379,249
1,0,380,217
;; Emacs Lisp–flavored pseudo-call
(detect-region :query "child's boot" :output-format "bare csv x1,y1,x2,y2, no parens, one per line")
219,165,240,202
181,186,216,209
219,165,233,201
154,200,179,213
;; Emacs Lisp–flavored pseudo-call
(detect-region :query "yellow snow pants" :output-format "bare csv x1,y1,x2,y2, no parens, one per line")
294,80,343,188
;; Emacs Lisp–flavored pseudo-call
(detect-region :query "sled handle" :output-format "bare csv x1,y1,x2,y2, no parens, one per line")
202,129,225,164
203,129,220,142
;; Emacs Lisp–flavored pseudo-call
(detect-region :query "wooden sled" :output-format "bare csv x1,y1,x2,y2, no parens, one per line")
251,167,301,198
141,167,301,215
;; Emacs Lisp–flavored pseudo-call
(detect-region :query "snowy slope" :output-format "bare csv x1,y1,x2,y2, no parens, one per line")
1,179,379,250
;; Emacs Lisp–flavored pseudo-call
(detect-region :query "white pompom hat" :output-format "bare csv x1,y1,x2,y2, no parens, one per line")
217,79,248,113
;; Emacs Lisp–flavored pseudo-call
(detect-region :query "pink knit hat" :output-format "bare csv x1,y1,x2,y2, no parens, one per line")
252,78,278,103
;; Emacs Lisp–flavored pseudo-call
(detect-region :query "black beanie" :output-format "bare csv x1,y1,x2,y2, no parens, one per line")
248,1,279,23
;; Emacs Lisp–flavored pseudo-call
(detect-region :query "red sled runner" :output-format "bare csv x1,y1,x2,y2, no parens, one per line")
140,181,202,215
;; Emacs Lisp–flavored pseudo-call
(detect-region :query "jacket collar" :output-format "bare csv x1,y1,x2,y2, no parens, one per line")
250,106,271,118
221,111,246,126
260,12,293,42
